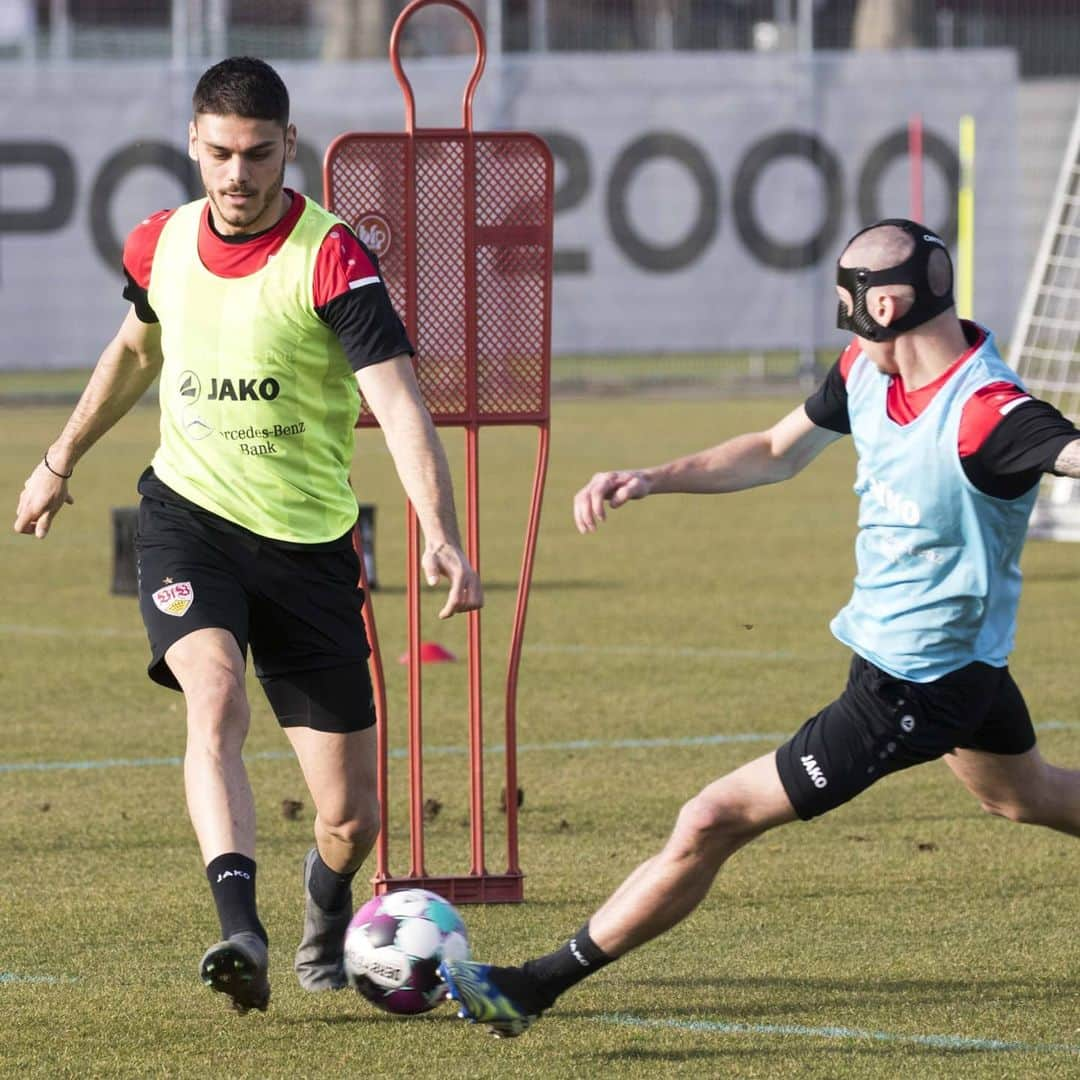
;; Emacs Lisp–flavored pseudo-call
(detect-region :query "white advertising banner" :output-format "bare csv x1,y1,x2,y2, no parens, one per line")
0,50,1017,368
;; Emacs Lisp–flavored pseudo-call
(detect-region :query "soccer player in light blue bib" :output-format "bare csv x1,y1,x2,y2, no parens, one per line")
440,219,1080,1038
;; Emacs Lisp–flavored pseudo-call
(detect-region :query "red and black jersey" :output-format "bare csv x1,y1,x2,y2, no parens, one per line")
805,322,1080,500
121,190,412,372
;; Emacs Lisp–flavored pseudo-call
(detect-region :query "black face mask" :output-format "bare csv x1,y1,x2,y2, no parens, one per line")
836,219,955,342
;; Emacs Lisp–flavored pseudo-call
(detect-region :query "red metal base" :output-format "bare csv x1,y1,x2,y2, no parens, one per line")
373,872,524,904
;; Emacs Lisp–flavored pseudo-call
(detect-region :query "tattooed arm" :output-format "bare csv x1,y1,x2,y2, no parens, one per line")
1053,438,1080,478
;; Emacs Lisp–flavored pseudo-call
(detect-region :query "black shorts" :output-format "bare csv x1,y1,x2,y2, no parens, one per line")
135,494,374,733
776,654,1036,820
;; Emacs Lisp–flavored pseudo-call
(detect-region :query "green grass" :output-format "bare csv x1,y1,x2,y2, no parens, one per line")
2,393,1078,1078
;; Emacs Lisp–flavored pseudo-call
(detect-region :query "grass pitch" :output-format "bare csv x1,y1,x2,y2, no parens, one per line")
2,387,1078,1078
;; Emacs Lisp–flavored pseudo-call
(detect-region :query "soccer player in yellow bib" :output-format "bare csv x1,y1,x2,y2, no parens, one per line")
13,57,482,1015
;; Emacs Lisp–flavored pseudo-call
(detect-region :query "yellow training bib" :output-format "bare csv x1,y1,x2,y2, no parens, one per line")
148,198,359,542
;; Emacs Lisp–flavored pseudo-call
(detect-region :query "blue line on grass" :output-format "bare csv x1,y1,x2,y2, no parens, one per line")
0,750,294,773
1,723,1077,775
0,734,785,774
599,1013,1080,1056
1,625,810,658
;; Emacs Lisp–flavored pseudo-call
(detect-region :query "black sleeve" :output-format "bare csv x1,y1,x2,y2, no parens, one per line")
803,360,851,434
316,284,414,373
122,268,159,324
961,399,1080,499
974,399,1080,474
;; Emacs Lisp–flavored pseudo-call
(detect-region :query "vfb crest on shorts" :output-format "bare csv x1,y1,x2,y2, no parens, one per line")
153,581,194,617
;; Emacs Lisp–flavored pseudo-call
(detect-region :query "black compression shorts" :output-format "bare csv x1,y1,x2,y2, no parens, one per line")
135,494,374,733
775,654,1036,820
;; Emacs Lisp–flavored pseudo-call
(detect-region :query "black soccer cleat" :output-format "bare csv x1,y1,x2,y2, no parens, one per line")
199,931,270,1015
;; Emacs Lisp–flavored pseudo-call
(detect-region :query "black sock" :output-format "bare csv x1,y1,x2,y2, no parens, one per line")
308,849,356,913
206,853,268,946
516,922,614,1010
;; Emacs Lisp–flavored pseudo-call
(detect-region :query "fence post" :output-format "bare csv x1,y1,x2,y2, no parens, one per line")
49,0,70,60
172,0,189,69
208,0,229,59
797,0,813,52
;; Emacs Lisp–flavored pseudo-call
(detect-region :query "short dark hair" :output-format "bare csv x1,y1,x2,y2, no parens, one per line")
192,57,289,127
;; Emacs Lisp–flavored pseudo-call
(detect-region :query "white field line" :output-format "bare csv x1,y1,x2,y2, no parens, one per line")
0,972,75,984
0,983,1074,1054
2,623,823,660
1,724,1076,775
597,1014,1080,1056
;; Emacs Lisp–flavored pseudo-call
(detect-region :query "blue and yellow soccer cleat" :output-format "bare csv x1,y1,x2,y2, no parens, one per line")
438,960,538,1038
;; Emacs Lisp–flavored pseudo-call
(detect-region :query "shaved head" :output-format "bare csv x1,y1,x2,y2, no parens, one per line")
835,218,961,360
840,223,953,297
840,224,915,271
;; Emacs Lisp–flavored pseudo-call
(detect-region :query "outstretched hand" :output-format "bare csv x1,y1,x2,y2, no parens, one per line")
421,542,484,619
573,470,651,533
13,462,75,539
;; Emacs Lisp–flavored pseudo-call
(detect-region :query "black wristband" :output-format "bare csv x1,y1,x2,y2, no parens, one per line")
43,452,73,479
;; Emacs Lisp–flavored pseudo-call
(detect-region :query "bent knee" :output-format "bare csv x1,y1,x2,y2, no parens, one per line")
674,791,760,849
184,683,250,756
322,798,381,850
978,794,1043,825
184,667,249,724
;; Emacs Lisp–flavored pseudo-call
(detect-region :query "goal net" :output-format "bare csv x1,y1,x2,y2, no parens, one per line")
1010,97,1080,540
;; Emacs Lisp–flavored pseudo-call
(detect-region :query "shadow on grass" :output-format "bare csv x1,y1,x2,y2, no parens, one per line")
594,1045,730,1064
277,1009,463,1028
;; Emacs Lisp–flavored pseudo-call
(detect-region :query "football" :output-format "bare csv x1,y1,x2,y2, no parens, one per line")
343,888,470,1014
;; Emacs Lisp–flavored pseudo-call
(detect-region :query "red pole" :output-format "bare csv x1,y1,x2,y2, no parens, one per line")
406,505,426,878
355,526,391,889
465,425,485,878
503,425,550,876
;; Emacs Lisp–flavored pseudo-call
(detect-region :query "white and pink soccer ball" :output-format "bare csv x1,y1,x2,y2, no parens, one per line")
343,888,470,1015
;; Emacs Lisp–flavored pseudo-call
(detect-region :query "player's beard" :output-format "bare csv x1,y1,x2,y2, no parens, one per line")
208,161,287,233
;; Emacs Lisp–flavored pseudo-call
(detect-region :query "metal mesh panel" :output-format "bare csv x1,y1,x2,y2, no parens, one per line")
415,137,470,419
325,136,409,309
326,129,551,427
324,135,409,426
474,136,550,419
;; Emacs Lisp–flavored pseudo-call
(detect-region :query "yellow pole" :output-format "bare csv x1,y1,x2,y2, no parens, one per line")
957,115,975,319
